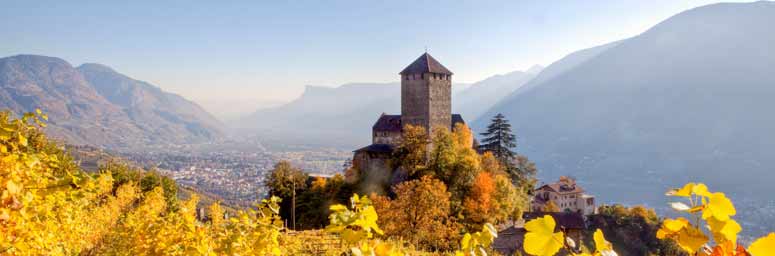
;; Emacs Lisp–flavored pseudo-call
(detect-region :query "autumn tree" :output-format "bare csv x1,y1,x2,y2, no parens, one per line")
492,173,526,223
463,172,497,225
296,174,351,229
265,160,308,229
427,124,482,208
391,124,429,177
371,176,460,250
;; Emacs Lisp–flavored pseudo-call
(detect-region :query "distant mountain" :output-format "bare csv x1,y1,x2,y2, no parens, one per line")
475,1,775,238
453,66,541,121
239,83,400,148
77,63,222,140
239,82,478,149
0,54,222,149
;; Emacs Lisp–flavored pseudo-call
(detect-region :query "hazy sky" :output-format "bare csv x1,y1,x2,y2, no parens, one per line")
0,0,749,117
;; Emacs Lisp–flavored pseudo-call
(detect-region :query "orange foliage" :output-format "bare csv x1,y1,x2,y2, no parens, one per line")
370,176,460,251
463,172,497,224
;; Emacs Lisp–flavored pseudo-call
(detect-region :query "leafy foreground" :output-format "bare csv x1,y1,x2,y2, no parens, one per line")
1,110,774,255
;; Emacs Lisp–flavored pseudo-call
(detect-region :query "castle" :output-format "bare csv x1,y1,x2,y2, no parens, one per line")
352,53,466,181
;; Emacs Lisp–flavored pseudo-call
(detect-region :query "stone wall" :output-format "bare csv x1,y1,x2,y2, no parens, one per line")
401,72,451,133
373,131,402,145
427,73,452,132
401,73,429,130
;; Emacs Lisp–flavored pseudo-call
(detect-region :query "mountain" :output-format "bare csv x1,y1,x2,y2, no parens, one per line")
0,54,222,149
453,66,541,121
239,82,480,149
475,1,775,238
77,63,222,140
239,83,400,148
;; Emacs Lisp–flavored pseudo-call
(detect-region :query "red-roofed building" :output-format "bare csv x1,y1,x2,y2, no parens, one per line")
532,176,597,215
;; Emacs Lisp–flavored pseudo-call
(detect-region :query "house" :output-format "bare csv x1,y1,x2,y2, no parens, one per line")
532,176,597,215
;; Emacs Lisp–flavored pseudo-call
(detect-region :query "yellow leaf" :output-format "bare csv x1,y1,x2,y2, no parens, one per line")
668,183,695,197
748,233,775,256
657,218,690,239
706,217,741,245
692,183,712,197
18,135,27,146
330,204,347,211
702,192,736,221
676,225,709,254
461,233,472,250
524,215,565,256
594,229,613,252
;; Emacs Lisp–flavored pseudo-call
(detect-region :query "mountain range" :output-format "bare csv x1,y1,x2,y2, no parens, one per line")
0,55,222,150
238,65,542,149
474,1,775,238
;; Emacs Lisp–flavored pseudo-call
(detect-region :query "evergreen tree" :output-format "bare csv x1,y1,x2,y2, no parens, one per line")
479,113,517,163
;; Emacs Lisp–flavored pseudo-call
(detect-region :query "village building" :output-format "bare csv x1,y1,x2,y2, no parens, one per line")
352,53,466,182
531,176,597,215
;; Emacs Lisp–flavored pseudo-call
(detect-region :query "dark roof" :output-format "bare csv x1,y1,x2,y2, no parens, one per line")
373,114,402,132
523,212,586,230
452,114,465,127
373,114,466,132
536,183,585,195
399,53,453,75
353,144,394,153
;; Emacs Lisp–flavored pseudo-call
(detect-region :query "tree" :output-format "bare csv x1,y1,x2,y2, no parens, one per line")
492,173,526,224
391,124,429,177
510,155,538,191
463,172,497,225
371,176,460,250
478,113,516,164
264,160,308,229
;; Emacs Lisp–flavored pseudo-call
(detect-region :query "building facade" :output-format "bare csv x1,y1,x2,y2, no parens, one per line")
531,176,597,215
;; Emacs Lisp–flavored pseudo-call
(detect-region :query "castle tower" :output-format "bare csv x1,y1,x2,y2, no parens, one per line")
399,53,453,133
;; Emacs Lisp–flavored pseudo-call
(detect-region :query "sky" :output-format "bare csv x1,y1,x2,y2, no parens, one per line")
0,0,749,118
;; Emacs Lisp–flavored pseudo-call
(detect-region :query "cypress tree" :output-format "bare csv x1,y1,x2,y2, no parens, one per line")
479,113,516,163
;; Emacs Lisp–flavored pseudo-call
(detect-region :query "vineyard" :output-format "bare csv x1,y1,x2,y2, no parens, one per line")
2,111,774,256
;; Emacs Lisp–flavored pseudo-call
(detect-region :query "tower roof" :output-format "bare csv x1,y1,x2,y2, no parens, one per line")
399,53,453,75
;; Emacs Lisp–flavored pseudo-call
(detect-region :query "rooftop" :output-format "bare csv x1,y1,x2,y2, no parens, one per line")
399,53,453,75
373,114,466,132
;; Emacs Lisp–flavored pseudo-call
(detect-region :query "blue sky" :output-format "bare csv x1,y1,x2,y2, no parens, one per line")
0,0,748,116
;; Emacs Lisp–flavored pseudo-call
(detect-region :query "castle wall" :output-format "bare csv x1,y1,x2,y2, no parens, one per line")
373,131,402,145
352,151,393,193
401,73,451,133
427,73,452,132
401,73,430,130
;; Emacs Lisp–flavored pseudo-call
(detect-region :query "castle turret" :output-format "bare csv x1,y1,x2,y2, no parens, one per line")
399,53,453,134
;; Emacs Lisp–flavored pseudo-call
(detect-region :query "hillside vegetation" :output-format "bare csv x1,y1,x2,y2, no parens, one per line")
2,110,774,256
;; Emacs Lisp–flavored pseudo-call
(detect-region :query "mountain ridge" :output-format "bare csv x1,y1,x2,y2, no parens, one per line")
475,0,775,238
0,54,223,150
